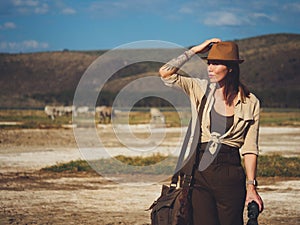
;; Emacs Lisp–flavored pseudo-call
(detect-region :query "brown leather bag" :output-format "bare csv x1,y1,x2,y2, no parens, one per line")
148,181,193,225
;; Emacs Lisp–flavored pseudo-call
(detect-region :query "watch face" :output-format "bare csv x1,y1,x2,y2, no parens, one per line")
247,180,258,186
254,180,258,186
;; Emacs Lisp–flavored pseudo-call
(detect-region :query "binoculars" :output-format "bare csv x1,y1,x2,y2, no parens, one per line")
246,201,259,225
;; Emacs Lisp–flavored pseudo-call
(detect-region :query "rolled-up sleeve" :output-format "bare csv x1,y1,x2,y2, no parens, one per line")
161,74,179,87
240,98,260,155
161,74,207,98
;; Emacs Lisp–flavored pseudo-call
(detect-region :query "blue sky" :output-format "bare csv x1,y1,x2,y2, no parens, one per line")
0,0,299,53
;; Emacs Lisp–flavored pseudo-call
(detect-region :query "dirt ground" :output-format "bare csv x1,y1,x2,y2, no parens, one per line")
0,128,299,225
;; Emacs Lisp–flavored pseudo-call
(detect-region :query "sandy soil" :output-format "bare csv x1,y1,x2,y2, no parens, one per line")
0,127,299,225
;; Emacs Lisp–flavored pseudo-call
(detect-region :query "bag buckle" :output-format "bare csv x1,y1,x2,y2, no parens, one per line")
170,183,177,188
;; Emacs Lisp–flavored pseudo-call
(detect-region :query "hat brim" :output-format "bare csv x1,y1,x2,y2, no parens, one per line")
201,56,244,64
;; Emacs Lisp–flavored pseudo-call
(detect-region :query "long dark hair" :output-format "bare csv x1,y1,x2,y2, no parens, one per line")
223,62,250,106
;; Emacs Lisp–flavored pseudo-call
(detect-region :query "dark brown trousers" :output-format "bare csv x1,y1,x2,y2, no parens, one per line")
191,143,246,225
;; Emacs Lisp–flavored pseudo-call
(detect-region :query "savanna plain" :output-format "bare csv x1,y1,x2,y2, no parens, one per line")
0,109,299,225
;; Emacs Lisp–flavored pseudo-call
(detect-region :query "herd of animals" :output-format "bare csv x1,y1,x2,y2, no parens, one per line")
44,105,114,123
44,105,165,124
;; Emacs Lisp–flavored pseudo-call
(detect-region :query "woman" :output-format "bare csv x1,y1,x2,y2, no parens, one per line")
159,38,264,225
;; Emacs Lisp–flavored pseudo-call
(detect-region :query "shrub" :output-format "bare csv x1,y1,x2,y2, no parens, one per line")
42,154,300,177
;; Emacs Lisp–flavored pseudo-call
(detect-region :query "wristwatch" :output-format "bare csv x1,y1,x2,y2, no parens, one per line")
246,179,258,186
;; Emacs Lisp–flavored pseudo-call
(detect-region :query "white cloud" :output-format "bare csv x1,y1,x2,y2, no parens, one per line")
251,13,276,22
176,0,295,27
5,0,79,16
0,40,49,52
23,40,48,49
178,6,194,14
0,22,16,29
12,0,39,7
61,7,76,15
202,9,278,27
283,2,300,12
11,0,49,14
204,12,243,26
34,3,48,14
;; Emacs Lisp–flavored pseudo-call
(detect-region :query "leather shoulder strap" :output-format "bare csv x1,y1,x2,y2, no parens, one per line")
171,84,209,187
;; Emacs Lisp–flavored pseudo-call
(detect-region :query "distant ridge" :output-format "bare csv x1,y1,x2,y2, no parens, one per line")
0,33,299,108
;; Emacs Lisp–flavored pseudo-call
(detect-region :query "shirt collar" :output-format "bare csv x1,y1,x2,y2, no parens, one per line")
209,82,216,91
208,82,243,106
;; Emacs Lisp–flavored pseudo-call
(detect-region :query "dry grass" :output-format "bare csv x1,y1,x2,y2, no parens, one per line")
260,110,300,126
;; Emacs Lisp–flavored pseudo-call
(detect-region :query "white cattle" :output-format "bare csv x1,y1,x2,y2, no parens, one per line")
76,106,89,114
44,105,75,120
150,107,165,124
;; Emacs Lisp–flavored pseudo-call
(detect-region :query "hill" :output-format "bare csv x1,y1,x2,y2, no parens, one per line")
0,33,299,108
236,34,300,107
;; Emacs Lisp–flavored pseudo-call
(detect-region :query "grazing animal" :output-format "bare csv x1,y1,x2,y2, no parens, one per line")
76,106,89,114
44,105,57,120
44,105,75,120
150,107,165,124
96,106,114,124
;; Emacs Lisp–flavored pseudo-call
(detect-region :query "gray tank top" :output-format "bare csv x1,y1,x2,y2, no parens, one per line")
210,107,234,135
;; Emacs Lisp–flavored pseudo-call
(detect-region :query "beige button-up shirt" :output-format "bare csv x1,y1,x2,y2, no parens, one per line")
162,74,260,155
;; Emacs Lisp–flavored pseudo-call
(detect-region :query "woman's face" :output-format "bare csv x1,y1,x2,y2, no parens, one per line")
207,60,229,83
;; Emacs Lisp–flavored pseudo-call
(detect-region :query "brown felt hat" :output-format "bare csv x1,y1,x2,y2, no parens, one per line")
203,41,244,63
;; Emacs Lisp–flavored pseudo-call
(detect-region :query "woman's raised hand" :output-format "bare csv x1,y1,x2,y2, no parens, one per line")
191,38,222,54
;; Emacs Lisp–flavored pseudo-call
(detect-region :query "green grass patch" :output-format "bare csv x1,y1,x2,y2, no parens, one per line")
114,154,168,166
260,110,300,126
41,160,93,172
41,154,300,177
0,109,72,129
41,154,177,175
256,155,300,177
